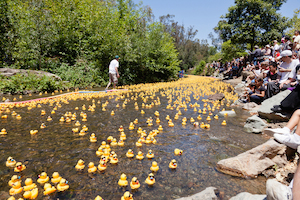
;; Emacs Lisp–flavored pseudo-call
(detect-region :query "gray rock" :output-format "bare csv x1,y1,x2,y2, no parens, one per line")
244,115,267,133
243,102,259,111
0,68,62,80
176,187,219,200
258,90,291,121
219,110,237,117
230,192,266,200
216,139,287,178
207,93,225,101
266,179,292,200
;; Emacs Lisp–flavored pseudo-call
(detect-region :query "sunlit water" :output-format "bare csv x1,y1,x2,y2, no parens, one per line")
0,78,268,200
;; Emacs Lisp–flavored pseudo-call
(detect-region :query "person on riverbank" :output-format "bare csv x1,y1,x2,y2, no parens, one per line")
105,55,120,90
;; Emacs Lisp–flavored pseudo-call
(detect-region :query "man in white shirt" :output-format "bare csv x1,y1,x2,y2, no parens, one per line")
105,55,120,90
294,30,300,51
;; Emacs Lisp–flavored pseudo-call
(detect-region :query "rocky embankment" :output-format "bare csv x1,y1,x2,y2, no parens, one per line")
0,68,61,80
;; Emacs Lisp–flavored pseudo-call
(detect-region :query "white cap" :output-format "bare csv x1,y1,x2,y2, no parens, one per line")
277,50,292,59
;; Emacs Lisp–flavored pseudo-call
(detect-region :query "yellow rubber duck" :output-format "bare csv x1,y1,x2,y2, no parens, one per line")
136,151,144,160
95,196,104,200
75,159,85,170
82,125,88,131
126,149,134,158
100,155,108,163
47,116,52,121
140,110,145,114
59,117,65,122
65,117,71,123
1,114,8,119
214,115,219,119
1,128,7,135
16,114,22,120
145,136,152,144
133,118,138,124
37,172,49,184
51,172,62,184
121,191,133,200
135,139,143,147
72,128,79,133
57,178,69,192
169,159,177,169
130,177,140,190
158,125,163,131
190,117,195,123
205,124,210,129
200,122,205,129
118,125,124,132
41,110,46,116
129,122,135,130
43,183,57,195
23,178,37,191
110,138,118,147
221,120,227,125
145,173,155,186
14,162,26,172
118,173,128,187
174,148,183,156
111,111,115,116
9,181,23,195
107,136,113,143
90,133,97,143
146,150,154,159
98,161,107,171
23,187,38,199
40,123,46,129
88,162,97,173
6,156,16,167
206,116,211,121
118,139,124,147
150,161,159,172
75,121,81,126
120,132,127,140
166,115,170,120
96,147,104,157
110,154,118,164
8,175,21,187
30,130,38,135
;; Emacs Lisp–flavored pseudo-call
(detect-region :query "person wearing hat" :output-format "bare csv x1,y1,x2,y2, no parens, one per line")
250,45,262,65
105,55,120,90
264,45,272,56
265,50,299,98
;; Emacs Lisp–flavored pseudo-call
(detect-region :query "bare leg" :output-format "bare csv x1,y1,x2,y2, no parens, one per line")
105,78,111,90
286,109,300,132
293,165,300,199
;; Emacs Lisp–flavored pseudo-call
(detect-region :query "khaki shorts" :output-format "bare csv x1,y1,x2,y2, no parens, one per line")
109,73,118,83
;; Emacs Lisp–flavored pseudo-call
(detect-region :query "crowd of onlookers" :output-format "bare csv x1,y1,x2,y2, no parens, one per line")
215,30,300,109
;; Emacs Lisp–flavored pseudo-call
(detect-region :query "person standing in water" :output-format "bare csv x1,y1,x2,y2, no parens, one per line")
105,55,120,90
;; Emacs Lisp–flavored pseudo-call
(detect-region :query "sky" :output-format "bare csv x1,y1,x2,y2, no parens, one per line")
133,0,299,44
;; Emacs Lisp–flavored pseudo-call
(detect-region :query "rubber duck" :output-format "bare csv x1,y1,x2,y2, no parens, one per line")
100,141,107,149
96,147,104,157
118,173,128,187
97,161,107,171
43,183,56,195
1,114,8,119
11,111,17,116
9,181,23,195
14,162,26,172
1,128,7,135
174,148,183,156
135,139,143,147
140,110,145,114
105,144,111,152
206,116,211,121
200,122,205,129
72,128,79,133
145,136,152,144
136,151,144,160
107,136,113,143
75,121,81,126
129,122,134,130
40,123,46,129
8,175,21,187
90,133,97,143
150,161,159,172
23,187,38,199
158,125,163,131
120,132,126,140
82,125,88,131
57,178,69,192
110,138,118,147
221,120,227,125
190,117,195,123
224,112,228,117
133,119,138,124
100,155,108,163
111,111,115,116
145,173,155,186
65,117,71,123
51,172,62,184
214,115,219,119
79,129,86,136
130,177,140,190
205,123,210,129
59,117,65,122
118,125,124,132
88,162,97,173
121,191,133,200
169,159,177,169
166,115,170,120
95,196,104,200
6,156,16,167
16,114,22,120
110,154,118,164
37,172,49,184
75,159,85,170
47,116,52,121
146,150,154,159
117,139,124,147
23,178,37,191
126,149,134,158
41,110,46,116
30,130,38,135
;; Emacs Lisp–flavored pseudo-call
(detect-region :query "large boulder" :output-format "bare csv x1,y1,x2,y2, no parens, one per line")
258,90,291,121
219,110,237,117
0,68,62,80
230,192,266,200
244,115,267,133
176,187,219,200
216,139,288,178
207,93,225,101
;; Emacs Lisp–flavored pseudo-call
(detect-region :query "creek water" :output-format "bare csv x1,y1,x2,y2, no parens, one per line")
0,77,268,200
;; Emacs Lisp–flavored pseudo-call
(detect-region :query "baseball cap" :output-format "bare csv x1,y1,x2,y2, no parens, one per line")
277,50,292,59
115,55,120,59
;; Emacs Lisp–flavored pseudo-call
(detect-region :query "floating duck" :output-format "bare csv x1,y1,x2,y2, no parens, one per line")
110,138,118,147
118,125,124,132
118,173,128,187
90,133,97,143
40,123,46,129
190,117,195,123
14,162,26,172
16,114,22,120
47,116,52,121
41,110,46,116
121,191,133,200
43,183,57,195
72,128,79,133
214,115,219,119
97,161,107,171
166,115,170,120
126,149,134,158
88,162,97,173
133,119,138,124
206,116,211,121
145,173,155,186
174,148,183,156
221,120,227,126
107,136,113,143
135,139,143,147
100,155,108,163
82,125,88,131
30,130,38,135
79,129,86,136
146,150,154,159
100,141,107,149
1,115,8,119
130,177,140,190
9,181,23,195
37,172,49,184
75,159,85,170
145,136,152,144
57,178,69,192
23,178,37,191
96,147,104,157
8,175,21,187
75,121,81,126
110,154,118,164
6,157,16,167
59,117,65,122
118,139,124,147
51,172,62,184
200,122,205,128
150,161,159,172
110,111,115,116
95,196,104,200
129,122,135,130
23,187,38,199
1,128,7,135
120,132,126,140
136,151,144,160
158,125,163,131
140,110,145,114
169,159,177,169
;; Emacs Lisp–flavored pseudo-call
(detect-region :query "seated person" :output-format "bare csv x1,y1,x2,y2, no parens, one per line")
251,64,261,78
239,82,255,103
247,77,265,104
266,61,278,83
245,74,256,84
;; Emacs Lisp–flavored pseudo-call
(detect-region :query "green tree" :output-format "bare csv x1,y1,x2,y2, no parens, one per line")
288,8,300,35
215,0,290,50
220,40,247,62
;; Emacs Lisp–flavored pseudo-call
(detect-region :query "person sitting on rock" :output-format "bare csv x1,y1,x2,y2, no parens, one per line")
247,77,265,104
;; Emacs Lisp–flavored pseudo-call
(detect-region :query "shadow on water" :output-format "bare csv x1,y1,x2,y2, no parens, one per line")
0,87,268,200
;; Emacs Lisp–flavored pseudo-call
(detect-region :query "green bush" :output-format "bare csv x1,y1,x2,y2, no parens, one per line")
192,60,206,75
